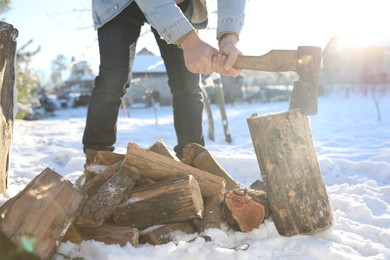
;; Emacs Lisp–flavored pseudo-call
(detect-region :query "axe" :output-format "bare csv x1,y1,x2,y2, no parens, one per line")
234,46,322,115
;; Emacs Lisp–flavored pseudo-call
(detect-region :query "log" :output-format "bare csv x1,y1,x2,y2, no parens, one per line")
0,22,18,193
247,109,332,236
76,165,136,228
148,139,180,161
93,150,124,165
0,168,83,260
139,222,197,245
62,223,139,247
223,189,268,232
182,143,239,191
113,175,204,229
122,142,226,198
193,193,221,231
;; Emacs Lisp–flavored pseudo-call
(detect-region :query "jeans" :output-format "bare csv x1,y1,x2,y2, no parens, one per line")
82,1,204,158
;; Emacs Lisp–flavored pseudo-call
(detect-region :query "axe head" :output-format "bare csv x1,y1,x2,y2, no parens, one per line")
289,46,322,116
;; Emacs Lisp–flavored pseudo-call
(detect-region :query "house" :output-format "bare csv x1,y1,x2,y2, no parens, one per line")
126,48,171,106
321,35,390,87
62,61,95,107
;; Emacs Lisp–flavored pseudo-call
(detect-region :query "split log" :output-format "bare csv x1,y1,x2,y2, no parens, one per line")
93,150,124,165
0,168,83,260
113,175,204,229
193,193,221,231
223,189,269,232
182,143,239,191
62,223,139,247
0,22,18,193
76,165,136,228
122,142,226,198
148,139,180,161
139,222,197,245
247,109,332,236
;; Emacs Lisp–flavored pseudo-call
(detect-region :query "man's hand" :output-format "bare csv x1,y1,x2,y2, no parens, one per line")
178,31,218,75
213,33,243,78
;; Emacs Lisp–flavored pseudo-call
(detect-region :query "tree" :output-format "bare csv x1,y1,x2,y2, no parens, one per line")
15,40,41,119
50,54,69,90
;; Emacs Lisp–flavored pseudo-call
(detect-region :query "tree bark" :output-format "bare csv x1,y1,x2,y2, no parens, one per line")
113,175,204,229
247,109,332,236
76,165,136,228
0,168,83,260
0,22,18,193
122,142,226,198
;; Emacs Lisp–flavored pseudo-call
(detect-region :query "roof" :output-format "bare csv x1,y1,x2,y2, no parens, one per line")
132,55,166,73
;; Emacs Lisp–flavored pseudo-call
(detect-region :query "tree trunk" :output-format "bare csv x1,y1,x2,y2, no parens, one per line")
247,109,332,236
113,175,204,229
0,22,18,193
0,168,83,260
122,142,226,198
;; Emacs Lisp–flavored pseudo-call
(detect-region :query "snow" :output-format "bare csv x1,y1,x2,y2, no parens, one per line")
1,90,390,260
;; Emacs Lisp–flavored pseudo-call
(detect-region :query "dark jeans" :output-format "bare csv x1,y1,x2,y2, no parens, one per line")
82,1,204,158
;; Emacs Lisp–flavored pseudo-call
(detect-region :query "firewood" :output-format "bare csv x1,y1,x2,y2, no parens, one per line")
122,142,226,198
76,166,136,228
0,168,83,260
223,189,268,232
113,175,204,229
62,223,139,247
148,139,180,161
0,22,18,193
182,143,239,191
139,222,197,245
247,109,333,236
193,193,222,231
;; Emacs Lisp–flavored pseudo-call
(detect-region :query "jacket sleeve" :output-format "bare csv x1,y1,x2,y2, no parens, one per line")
216,0,246,39
135,0,194,44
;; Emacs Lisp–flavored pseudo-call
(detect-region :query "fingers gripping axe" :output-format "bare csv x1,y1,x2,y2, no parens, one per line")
234,46,322,115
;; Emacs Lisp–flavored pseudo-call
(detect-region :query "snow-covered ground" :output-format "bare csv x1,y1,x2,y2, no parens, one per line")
2,91,389,260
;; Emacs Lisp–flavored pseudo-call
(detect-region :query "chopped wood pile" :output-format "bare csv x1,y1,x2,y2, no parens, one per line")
68,140,270,246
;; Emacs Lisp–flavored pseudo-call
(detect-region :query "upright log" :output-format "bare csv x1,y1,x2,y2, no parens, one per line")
122,142,226,198
0,168,83,260
247,109,332,236
0,22,18,193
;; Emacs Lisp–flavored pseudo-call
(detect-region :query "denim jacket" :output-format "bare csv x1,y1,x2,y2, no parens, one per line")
92,0,246,44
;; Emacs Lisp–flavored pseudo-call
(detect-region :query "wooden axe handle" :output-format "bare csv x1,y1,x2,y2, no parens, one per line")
234,50,297,72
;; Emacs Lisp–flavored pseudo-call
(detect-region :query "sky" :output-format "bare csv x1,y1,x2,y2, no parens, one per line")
2,0,390,81
1,90,389,259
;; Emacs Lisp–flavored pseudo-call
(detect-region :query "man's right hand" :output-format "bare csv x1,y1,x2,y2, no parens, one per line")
178,31,218,75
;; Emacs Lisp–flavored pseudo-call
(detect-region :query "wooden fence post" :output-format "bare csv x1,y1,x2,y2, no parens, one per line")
0,22,18,193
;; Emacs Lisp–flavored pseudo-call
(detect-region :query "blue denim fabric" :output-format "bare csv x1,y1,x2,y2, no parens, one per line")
83,1,204,158
92,0,246,43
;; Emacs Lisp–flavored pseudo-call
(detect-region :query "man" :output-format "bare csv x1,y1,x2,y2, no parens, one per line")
83,0,246,161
